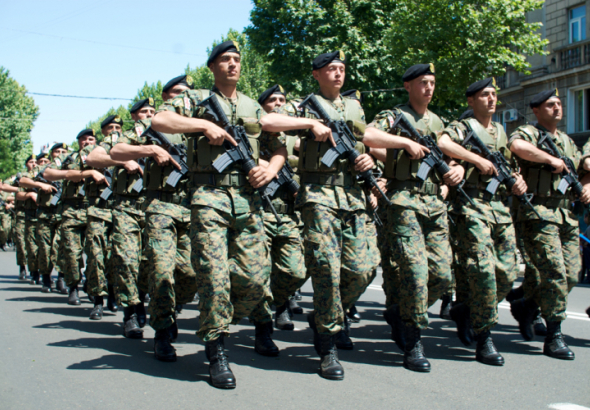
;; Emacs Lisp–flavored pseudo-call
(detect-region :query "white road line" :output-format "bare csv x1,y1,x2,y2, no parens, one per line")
548,404,590,410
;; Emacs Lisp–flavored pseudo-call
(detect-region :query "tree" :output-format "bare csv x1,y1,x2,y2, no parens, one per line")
0,67,39,179
246,0,547,120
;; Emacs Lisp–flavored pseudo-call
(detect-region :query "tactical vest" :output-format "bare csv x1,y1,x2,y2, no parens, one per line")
186,90,261,176
462,118,511,193
37,165,60,207
62,153,86,200
383,105,444,186
519,126,576,199
298,96,365,176
266,135,300,214
144,132,189,192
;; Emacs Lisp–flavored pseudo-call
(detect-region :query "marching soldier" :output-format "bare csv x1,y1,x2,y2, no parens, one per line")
16,155,38,284
508,89,590,360
4,175,25,279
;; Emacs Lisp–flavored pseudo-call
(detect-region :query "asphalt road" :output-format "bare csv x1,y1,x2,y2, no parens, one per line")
1,249,589,410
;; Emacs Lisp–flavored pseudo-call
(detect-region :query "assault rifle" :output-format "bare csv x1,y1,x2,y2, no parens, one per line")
61,154,86,197
298,93,392,206
389,109,476,207
99,169,113,201
36,168,62,206
130,158,146,193
461,123,542,219
142,126,189,188
359,168,384,227
197,94,284,224
0,198,15,215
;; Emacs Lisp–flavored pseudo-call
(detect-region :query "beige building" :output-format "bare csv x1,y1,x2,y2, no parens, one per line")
497,0,589,146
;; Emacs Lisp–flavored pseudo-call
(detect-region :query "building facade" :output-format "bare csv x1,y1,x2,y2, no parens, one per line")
497,0,590,147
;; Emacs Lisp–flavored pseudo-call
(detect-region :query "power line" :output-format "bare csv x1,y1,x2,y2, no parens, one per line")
27,92,133,101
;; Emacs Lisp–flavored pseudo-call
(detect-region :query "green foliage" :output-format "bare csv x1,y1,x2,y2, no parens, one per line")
0,67,38,179
246,0,547,120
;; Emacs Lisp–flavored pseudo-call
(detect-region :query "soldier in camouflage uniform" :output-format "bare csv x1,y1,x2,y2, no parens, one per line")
249,84,307,332
0,187,15,250
4,175,26,279
438,78,528,366
108,98,155,338
363,64,466,372
110,75,197,364
152,42,290,389
19,150,64,293
272,51,379,380
44,129,97,305
16,155,39,284
508,89,590,360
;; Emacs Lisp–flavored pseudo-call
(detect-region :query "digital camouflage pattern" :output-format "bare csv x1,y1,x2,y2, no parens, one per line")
13,213,26,266
0,191,14,245
36,212,62,276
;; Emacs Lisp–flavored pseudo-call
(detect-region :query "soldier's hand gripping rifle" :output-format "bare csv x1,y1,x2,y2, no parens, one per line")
141,126,189,188
359,168,384,228
197,94,284,224
99,169,114,201
389,109,476,207
298,93,392,206
259,152,300,200
36,168,62,206
461,124,543,220
130,158,146,193
0,198,16,215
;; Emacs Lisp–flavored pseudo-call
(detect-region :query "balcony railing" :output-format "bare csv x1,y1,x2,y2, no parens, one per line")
556,40,590,71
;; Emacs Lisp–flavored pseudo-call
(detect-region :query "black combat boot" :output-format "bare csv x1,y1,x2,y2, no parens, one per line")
135,300,147,329
41,274,52,293
0,243,6,251
439,294,452,320
403,325,431,372
449,302,473,346
89,296,104,320
289,295,303,315
205,336,236,389
510,298,537,341
154,325,177,362
347,304,361,323
56,274,68,294
106,285,118,313
384,304,406,351
586,306,590,318
317,334,344,380
533,312,547,336
335,318,353,350
254,321,279,356
275,302,294,331
68,286,81,305
543,321,575,360
18,265,26,281
169,317,178,343
123,307,143,339
475,330,504,366
29,271,40,285
505,285,524,303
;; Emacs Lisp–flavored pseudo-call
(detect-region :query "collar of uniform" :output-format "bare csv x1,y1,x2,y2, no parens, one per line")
317,90,343,104
211,85,239,104
404,102,430,122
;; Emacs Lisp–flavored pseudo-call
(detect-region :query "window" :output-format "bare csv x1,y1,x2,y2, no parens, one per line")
569,5,587,44
568,87,590,133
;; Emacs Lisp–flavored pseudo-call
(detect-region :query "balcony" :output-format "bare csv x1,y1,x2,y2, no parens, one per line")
555,39,590,71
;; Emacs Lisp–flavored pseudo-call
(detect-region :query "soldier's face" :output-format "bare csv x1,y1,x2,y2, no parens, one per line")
405,75,435,106
468,87,497,116
78,135,96,149
162,85,189,101
534,97,562,124
313,62,346,90
262,94,286,113
52,148,67,158
38,158,50,166
136,107,155,120
210,52,241,85
26,160,36,171
102,124,122,136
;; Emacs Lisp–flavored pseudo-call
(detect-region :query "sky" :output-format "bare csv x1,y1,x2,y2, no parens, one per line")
0,0,254,152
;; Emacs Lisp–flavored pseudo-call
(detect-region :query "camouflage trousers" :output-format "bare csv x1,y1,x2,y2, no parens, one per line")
0,212,11,245
61,208,87,288
146,212,196,332
302,204,379,335
515,223,541,301
36,214,62,276
377,205,399,308
85,214,112,298
14,213,26,267
191,206,270,342
455,215,518,334
520,220,579,322
386,207,452,329
449,219,470,303
250,211,307,324
111,206,148,308
25,215,38,272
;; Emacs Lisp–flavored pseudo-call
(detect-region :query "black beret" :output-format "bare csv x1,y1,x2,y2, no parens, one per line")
530,89,559,108
341,89,363,103
101,115,123,129
25,154,37,164
312,51,346,70
162,75,194,93
207,40,240,66
130,97,155,114
465,78,496,97
37,152,48,160
50,142,68,152
458,109,474,121
257,85,286,105
76,128,95,140
402,63,436,82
